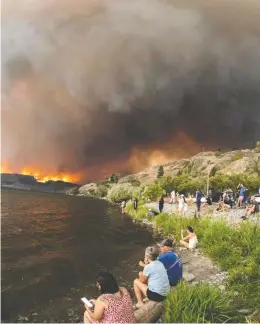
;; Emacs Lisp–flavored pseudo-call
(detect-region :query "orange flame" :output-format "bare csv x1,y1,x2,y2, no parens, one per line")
1,164,81,183
1,133,208,182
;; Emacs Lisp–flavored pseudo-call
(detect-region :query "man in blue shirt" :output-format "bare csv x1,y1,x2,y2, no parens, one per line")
237,184,247,208
158,238,183,287
195,189,202,212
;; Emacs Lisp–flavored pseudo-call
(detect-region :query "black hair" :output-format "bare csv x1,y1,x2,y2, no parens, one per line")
96,272,119,294
187,226,194,233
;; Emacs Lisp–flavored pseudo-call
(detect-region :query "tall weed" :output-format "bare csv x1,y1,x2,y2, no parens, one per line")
163,281,239,323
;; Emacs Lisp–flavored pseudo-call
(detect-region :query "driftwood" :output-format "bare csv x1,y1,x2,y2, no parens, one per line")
134,301,164,323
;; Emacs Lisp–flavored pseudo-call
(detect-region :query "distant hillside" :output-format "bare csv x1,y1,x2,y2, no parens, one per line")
119,147,260,185
1,173,79,193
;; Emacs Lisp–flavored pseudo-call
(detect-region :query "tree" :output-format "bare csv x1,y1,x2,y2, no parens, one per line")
108,173,119,183
248,158,260,177
157,165,164,178
143,183,164,202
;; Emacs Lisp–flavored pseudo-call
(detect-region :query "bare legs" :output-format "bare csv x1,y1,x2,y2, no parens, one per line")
179,240,189,248
133,279,148,308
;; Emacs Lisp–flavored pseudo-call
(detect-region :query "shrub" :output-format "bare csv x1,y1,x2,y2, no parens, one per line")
164,281,238,323
230,151,244,162
120,175,141,187
107,183,137,202
95,185,108,198
143,183,164,201
157,165,164,178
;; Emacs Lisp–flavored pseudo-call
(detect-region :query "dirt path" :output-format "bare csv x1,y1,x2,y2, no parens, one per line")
177,247,223,284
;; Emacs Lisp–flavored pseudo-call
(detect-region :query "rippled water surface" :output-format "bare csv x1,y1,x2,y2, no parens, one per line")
1,188,153,322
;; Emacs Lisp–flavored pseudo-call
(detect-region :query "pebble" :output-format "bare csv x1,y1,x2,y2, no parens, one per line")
183,273,195,282
238,309,254,315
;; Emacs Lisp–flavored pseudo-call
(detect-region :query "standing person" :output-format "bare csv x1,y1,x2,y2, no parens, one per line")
195,189,202,213
178,194,187,216
158,239,183,287
121,200,126,214
159,196,164,213
133,246,169,308
179,226,198,250
170,190,176,204
133,198,138,211
237,184,247,208
84,272,136,323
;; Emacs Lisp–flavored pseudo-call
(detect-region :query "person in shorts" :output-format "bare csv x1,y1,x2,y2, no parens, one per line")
133,246,169,308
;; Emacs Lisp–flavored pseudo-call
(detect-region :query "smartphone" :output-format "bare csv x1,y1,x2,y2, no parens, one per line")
81,297,93,308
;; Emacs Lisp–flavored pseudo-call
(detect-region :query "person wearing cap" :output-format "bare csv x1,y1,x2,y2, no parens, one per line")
158,238,183,287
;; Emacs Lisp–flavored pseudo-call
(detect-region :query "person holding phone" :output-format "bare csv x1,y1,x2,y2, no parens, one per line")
83,272,136,323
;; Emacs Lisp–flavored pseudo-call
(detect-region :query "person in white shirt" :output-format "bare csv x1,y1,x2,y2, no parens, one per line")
180,226,198,250
178,194,187,216
170,190,176,204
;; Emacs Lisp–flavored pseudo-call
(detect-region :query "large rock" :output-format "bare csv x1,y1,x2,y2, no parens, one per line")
134,301,164,323
78,183,98,195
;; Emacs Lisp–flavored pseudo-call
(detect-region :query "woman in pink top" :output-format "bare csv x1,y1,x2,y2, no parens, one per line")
84,272,136,323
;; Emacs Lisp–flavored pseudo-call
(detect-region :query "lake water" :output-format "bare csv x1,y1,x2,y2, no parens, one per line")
1,188,153,322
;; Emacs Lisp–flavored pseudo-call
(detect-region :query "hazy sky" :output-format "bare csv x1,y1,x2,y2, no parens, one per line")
2,0,260,178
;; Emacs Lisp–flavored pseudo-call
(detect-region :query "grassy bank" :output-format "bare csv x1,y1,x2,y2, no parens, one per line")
126,202,260,323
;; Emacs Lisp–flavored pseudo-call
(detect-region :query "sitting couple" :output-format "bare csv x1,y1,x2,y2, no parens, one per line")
134,238,183,308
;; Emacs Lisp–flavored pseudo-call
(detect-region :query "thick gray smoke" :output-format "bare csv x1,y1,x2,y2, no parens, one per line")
2,0,260,178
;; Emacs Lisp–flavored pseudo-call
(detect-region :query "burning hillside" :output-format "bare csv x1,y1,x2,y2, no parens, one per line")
1,0,260,179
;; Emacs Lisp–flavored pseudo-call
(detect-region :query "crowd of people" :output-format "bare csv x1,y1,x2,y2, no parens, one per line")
83,231,198,323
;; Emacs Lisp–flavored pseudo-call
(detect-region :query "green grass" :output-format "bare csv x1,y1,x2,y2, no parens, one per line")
126,205,260,321
163,281,239,323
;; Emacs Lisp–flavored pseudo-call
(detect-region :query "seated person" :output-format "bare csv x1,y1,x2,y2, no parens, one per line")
242,196,259,219
179,226,198,250
134,246,170,308
206,196,212,206
158,238,183,287
146,209,158,217
84,272,136,323
216,199,230,212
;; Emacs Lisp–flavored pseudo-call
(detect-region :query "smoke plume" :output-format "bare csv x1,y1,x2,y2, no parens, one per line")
1,0,260,180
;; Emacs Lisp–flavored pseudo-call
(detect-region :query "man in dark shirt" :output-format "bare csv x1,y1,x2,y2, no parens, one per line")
158,238,183,287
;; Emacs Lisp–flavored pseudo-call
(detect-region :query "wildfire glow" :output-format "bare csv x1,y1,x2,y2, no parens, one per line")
1,133,208,183
1,164,81,183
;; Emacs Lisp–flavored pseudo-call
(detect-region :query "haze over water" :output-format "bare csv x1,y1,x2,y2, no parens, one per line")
1,189,153,322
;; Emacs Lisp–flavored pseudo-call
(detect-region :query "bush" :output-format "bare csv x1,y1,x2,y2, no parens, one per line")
120,175,141,187
230,151,244,162
107,183,139,202
143,183,164,201
95,185,108,198
125,202,150,220
164,281,238,323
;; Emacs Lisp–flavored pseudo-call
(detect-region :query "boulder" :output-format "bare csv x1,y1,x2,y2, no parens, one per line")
78,183,98,195
134,301,164,323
